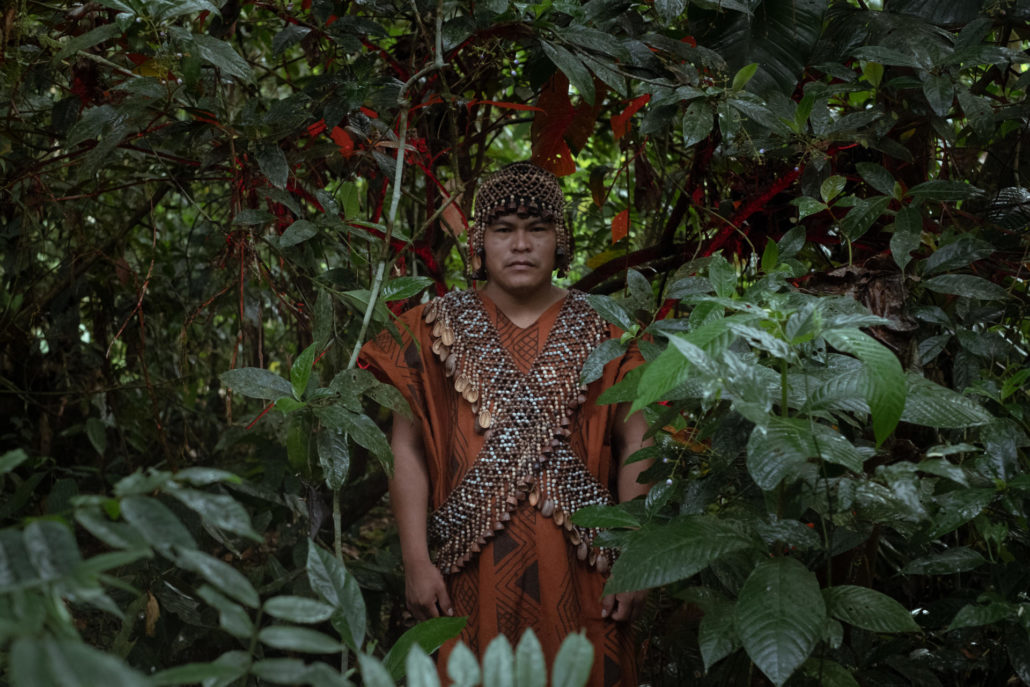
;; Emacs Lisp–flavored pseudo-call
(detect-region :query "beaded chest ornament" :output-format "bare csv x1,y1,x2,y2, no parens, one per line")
424,289,618,575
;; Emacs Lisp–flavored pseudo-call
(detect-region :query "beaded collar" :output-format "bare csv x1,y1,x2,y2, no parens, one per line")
423,289,616,575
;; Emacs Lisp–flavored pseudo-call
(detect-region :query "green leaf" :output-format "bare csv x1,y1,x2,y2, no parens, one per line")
906,180,981,201
902,373,993,427
173,467,242,486
902,547,987,575
272,24,312,55
447,642,481,687
822,329,905,446
839,195,890,243
922,71,955,117
291,342,318,400
177,548,260,608
654,0,686,22
824,585,920,632
922,274,1009,300
249,659,312,685
551,633,593,687
75,508,147,550
515,629,547,687
86,418,107,455
948,601,1013,630
735,557,826,687
167,487,262,541
381,276,434,302
580,339,628,386
732,63,759,90
359,653,397,687
0,449,29,475
316,429,350,491
929,488,994,538
256,143,289,189
258,626,343,653
856,162,896,196
220,367,293,400
24,520,81,580
540,42,595,105
852,45,923,69
197,586,254,638
11,638,151,687
682,100,715,148
761,238,779,273
793,197,828,220
280,219,318,248
605,516,752,594
152,661,248,686
483,634,515,687
922,236,997,276
383,616,467,680
120,495,196,555
263,595,337,624
820,176,846,204
406,645,441,687
800,658,860,687
891,206,923,270
192,34,253,82
338,409,392,471
585,294,634,331
699,598,739,672
306,540,366,650
570,504,641,529
54,23,123,61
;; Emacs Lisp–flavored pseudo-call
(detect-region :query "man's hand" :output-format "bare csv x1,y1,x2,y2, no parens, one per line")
601,590,648,623
405,559,454,621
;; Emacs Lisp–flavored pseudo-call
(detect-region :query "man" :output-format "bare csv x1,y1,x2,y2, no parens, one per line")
361,162,651,686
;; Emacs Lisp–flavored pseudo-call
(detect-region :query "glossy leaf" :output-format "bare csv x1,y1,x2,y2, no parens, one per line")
822,328,905,445
540,42,595,105
220,367,293,400
922,274,1009,300
735,557,825,686
263,595,337,624
259,626,343,653
167,487,261,541
824,585,920,632
306,540,366,650
177,548,260,608
605,516,752,594
383,616,467,680
120,495,196,555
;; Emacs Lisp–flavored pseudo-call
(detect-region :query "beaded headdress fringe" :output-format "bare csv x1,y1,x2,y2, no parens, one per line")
468,162,572,280
423,290,616,575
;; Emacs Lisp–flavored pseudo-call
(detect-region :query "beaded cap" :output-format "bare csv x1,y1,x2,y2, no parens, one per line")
468,162,572,279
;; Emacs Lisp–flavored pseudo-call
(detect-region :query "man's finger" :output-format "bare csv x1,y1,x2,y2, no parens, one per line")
438,587,455,617
600,594,616,619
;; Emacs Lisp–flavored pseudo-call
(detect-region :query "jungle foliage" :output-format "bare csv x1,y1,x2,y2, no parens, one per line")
2,0,1030,684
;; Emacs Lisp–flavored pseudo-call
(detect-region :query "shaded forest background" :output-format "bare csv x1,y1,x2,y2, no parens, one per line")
2,0,1030,685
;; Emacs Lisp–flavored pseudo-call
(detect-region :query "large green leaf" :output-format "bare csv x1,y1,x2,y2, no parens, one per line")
822,328,905,445
901,373,993,427
922,274,1010,300
515,629,546,687
551,633,593,687
220,367,293,400
734,557,826,687
382,616,467,680
316,428,350,491
406,645,441,687
823,585,920,632
23,520,82,581
708,0,827,96
948,601,1013,630
120,495,196,555
11,638,151,687
167,487,262,541
699,597,740,672
263,595,337,624
605,516,753,594
447,642,481,687
540,41,595,105
306,540,366,650
483,634,515,687
191,34,253,82
177,548,259,608
258,626,343,653
152,661,248,686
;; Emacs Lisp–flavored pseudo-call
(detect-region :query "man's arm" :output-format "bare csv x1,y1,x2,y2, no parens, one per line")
390,412,453,620
601,402,653,622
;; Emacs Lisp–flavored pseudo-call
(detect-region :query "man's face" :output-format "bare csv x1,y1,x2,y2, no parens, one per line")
482,211,557,297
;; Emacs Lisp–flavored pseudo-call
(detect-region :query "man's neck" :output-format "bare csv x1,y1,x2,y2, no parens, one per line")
479,282,567,328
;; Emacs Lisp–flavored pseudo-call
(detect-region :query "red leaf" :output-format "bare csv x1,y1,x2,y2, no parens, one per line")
330,126,354,158
360,106,379,119
612,209,629,243
611,94,651,141
531,73,577,177
469,100,543,112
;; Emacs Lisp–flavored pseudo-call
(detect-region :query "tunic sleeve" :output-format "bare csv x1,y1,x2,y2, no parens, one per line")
358,305,430,422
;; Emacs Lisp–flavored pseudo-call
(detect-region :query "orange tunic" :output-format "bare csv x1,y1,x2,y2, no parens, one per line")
361,290,642,687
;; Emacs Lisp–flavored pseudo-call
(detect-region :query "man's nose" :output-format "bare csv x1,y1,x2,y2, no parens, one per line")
512,228,531,249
